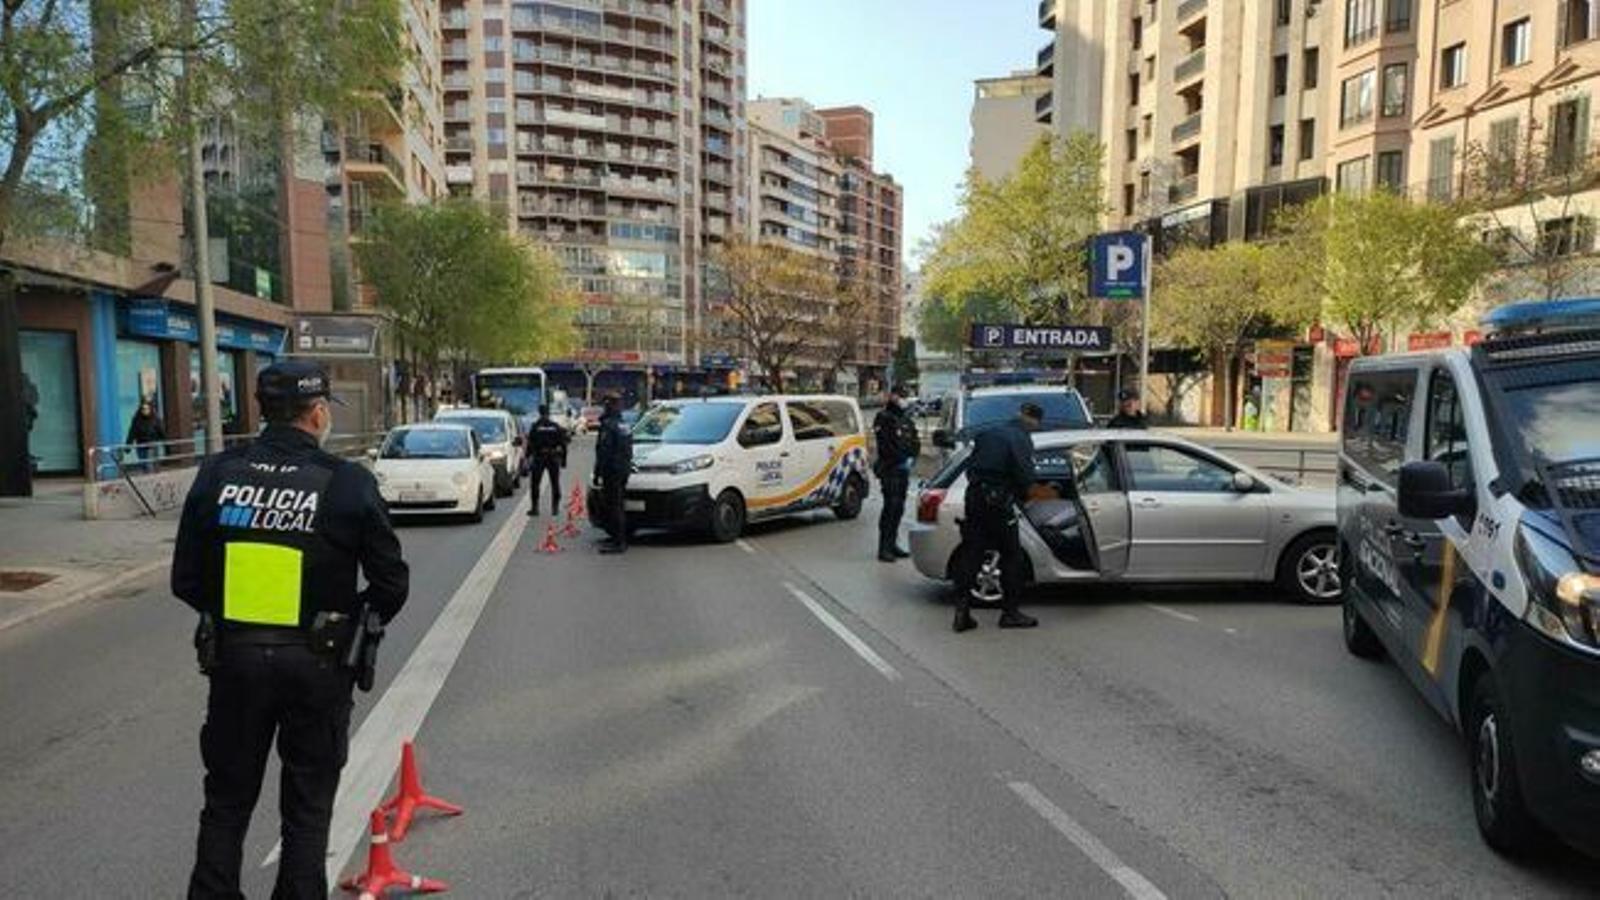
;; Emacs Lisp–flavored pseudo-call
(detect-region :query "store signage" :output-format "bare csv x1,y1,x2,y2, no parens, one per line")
1253,341,1295,378
1463,330,1484,346
290,315,380,357
969,323,1114,351
123,298,284,353
1407,332,1453,352
1088,232,1148,299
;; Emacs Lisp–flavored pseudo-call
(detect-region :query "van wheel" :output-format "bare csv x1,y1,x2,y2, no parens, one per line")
1279,532,1342,604
709,490,745,543
832,475,866,520
1468,674,1544,856
1342,594,1384,659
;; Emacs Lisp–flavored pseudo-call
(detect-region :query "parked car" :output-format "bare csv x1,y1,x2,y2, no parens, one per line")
932,384,1093,461
909,429,1340,606
369,423,497,523
433,407,523,496
579,405,604,433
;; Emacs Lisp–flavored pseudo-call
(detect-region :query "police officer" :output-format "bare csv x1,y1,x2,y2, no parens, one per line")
526,403,569,517
593,394,633,554
173,360,408,900
954,401,1043,633
872,388,919,562
1108,389,1148,429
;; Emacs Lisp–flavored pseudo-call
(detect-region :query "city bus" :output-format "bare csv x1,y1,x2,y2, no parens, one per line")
471,367,548,431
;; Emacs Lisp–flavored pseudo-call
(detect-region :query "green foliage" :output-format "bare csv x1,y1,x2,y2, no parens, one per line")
891,336,919,390
1281,191,1496,351
353,200,577,373
917,132,1106,352
712,239,836,392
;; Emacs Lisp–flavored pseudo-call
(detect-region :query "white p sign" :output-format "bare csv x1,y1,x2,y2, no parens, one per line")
1106,244,1137,281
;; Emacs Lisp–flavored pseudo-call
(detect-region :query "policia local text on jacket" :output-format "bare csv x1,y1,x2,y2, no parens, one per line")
172,361,408,900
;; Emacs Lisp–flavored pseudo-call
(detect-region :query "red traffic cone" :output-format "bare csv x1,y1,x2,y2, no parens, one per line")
340,809,448,898
561,510,582,538
570,485,587,520
538,522,563,554
379,741,464,841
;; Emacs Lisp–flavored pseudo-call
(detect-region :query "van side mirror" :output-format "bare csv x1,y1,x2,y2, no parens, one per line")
1398,461,1475,519
365,448,379,461
932,429,954,449
512,435,525,447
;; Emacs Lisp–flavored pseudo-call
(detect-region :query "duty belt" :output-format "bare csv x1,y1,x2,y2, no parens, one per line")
222,625,307,646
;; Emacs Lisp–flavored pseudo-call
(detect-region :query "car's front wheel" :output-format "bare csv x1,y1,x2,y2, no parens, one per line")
708,490,746,543
1280,532,1342,604
468,487,485,523
1468,673,1544,856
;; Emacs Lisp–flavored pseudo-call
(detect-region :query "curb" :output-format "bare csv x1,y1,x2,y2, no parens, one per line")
0,556,171,634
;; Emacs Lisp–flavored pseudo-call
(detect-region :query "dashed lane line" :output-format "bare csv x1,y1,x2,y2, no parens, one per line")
1143,603,1200,624
1008,781,1169,900
782,581,901,681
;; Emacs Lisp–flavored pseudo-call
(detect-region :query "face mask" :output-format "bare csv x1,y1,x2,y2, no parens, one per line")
316,402,333,445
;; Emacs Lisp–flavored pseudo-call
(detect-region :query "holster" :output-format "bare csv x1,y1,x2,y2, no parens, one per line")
194,613,218,675
342,607,385,693
308,611,354,658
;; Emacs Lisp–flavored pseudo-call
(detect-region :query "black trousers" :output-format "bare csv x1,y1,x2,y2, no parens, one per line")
188,642,353,900
958,484,1025,616
599,474,628,547
528,459,562,514
877,469,909,555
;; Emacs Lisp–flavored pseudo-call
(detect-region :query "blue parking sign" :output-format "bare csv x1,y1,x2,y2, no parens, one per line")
1089,232,1148,299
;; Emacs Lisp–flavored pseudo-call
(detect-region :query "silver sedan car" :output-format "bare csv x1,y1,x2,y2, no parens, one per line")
908,430,1340,606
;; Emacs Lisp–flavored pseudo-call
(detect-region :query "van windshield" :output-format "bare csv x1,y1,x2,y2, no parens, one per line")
632,403,744,444
1493,358,1600,469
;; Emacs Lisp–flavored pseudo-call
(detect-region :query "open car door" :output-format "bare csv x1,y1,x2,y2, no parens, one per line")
1020,441,1129,576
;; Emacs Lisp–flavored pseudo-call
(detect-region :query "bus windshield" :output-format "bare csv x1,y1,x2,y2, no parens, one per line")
474,371,544,418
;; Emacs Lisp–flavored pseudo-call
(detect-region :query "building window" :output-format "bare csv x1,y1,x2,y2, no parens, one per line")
1126,128,1138,160
1303,48,1319,90
1427,135,1457,201
1273,54,1289,97
1344,0,1378,47
1299,118,1316,160
1548,96,1591,175
1129,72,1140,105
1487,116,1519,188
1337,156,1370,193
1502,18,1531,68
1542,217,1597,257
1142,113,1153,139
1269,124,1285,166
1340,70,1375,127
1132,16,1143,49
1277,0,1293,27
1564,0,1599,46
1440,43,1467,89
1376,150,1404,191
1384,0,1410,33
1381,63,1407,118
1124,183,1136,215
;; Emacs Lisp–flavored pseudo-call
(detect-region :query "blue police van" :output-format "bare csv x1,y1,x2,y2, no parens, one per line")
1337,299,1600,858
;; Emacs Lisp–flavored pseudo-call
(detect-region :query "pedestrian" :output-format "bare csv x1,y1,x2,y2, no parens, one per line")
1107,389,1148,429
872,388,919,562
526,402,569,517
126,397,166,471
953,401,1043,633
593,394,633,554
171,359,409,900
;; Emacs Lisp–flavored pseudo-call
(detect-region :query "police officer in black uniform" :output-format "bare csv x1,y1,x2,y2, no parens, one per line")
954,401,1043,633
1107,389,1148,429
173,360,408,900
526,403,569,517
594,395,633,554
872,388,919,562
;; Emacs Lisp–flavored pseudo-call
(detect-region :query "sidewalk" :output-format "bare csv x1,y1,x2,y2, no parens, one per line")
0,480,176,631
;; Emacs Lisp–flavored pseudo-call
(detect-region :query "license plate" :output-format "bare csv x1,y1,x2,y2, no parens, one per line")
399,491,435,502
625,499,646,512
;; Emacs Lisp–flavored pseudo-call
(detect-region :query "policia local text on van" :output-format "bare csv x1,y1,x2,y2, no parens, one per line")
171,360,409,899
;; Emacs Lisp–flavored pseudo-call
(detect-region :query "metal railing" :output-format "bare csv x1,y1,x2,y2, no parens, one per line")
1177,0,1208,21
1175,47,1207,82
1172,110,1203,142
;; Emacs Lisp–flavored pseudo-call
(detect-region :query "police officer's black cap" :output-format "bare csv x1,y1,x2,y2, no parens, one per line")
1119,389,1139,402
258,359,345,405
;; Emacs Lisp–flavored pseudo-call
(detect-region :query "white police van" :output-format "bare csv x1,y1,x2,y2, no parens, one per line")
616,395,869,542
1337,299,1600,858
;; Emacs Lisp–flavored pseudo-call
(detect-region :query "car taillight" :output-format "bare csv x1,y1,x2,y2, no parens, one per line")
917,488,946,524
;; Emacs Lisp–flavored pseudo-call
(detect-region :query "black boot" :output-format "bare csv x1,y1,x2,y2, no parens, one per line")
997,610,1038,629
952,609,978,633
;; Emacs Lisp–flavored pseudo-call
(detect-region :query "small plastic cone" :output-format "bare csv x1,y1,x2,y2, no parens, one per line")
378,742,464,841
538,523,563,554
340,809,448,897
561,511,582,538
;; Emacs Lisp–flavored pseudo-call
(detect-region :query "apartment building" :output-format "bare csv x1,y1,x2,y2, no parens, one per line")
969,71,1052,182
747,98,843,258
436,0,748,379
820,106,903,383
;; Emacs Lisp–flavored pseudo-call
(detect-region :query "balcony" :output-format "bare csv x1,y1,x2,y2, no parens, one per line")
343,140,404,192
445,102,471,121
1168,173,1200,204
703,0,731,21
443,73,471,92
601,0,673,23
445,165,473,185
1039,0,1055,30
703,25,733,49
1171,111,1202,143
1177,0,1207,23
1037,41,1055,77
703,163,732,184
443,41,468,60
1174,47,1206,83
445,134,474,152
1034,90,1053,123
443,9,468,29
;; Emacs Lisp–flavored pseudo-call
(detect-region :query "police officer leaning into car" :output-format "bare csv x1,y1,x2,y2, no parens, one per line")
593,394,633,554
173,360,408,900
953,401,1043,633
526,403,570,517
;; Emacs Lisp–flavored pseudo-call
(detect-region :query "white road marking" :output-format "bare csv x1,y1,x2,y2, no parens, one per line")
736,538,758,555
782,581,900,681
1008,781,1168,900
1144,603,1200,624
261,508,530,884
1224,627,1239,635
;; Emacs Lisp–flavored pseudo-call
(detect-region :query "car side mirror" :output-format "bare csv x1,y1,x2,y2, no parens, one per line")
365,448,378,461
1231,471,1258,493
1399,460,1475,519
932,429,953,449
512,435,525,447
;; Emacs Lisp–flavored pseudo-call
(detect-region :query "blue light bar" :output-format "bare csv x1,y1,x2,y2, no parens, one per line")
1482,298,1600,333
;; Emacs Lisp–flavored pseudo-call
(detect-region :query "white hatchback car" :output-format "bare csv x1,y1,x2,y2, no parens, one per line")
433,407,524,496
910,430,1340,605
370,423,497,522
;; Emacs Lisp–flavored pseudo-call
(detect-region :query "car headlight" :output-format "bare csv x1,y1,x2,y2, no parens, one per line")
670,454,715,475
452,471,470,486
1517,526,1600,652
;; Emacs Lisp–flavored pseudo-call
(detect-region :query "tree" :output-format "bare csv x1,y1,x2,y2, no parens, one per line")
1461,118,1600,301
711,239,834,393
353,199,576,413
917,131,1106,353
816,279,873,393
890,336,919,393
1281,191,1496,355
0,0,403,494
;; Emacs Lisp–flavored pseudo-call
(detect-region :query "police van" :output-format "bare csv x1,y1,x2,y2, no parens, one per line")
1337,299,1600,858
617,394,870,542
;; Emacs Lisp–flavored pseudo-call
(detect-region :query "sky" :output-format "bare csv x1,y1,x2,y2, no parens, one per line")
746,0,1045,268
